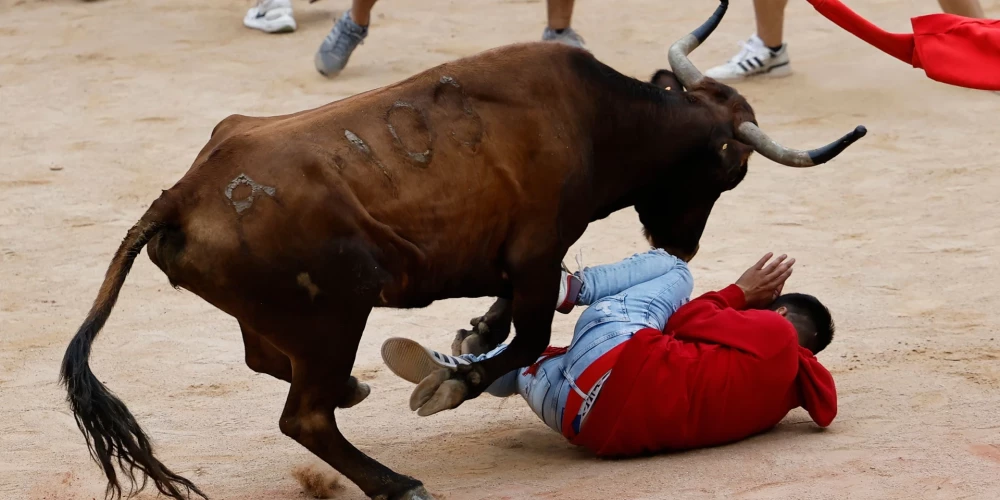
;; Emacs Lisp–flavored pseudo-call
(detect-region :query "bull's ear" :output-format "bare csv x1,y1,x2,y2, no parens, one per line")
650,69,683,91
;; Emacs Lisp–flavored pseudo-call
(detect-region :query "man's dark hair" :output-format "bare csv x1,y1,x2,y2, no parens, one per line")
770,293,835,354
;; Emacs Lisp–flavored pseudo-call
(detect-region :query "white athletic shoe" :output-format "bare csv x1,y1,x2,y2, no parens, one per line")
244,0,296,34
555,269,583,314
381,337,471,384
542,27,587,50
704,34,791,82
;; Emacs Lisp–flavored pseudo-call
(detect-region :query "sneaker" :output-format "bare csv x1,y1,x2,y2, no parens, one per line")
243,0,296,34
555,269,583,314
315,10,369,77
704,34,791,82
381,337,471,384
542,26,587,49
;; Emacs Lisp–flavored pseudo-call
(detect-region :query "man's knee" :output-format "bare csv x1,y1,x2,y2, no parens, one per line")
650,250,694,295
674,261,694,297
647,247,689,266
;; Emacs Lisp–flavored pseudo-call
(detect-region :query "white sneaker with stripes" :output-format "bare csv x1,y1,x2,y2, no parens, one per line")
381,337,472,385
704,34,791,82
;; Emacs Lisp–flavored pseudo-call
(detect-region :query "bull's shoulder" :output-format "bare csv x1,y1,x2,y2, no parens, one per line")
210,114,255,141
433,42,593,90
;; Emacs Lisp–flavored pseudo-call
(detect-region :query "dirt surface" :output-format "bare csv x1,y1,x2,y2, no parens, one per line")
3,0,1000,499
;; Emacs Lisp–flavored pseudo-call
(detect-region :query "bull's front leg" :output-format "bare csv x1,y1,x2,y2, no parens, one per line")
411,265,559,416
451,298,512,356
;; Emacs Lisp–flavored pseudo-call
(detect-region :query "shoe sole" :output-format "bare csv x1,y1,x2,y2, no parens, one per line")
764,63,792,78
244,14,297,34
707,62,792,82
381,338,458,384
314,53,343,77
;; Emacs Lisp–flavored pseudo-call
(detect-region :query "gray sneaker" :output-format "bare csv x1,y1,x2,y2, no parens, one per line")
314,10,368,77
542,26,586,49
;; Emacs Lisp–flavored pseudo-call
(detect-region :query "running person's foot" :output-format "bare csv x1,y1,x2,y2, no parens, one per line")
244,0,297,34
381,337,472,384
704,34,791,82
315,10,369,77
542,26,587,49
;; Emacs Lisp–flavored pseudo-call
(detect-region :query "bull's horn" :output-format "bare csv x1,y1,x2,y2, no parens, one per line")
667,0,729,88
736,122,868,167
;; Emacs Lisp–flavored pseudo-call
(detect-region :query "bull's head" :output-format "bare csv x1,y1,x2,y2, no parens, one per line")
638,0,866,261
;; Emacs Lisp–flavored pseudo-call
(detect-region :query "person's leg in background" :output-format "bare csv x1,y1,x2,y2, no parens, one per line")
245,0,298,34
315,0,379,77
938,0,985,17
704,0,792,82
756,0,788,49
542,0,587,49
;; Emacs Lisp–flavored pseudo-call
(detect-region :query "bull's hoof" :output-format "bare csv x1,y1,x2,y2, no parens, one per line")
339,378,371,408
409,368,469,417
451,329,491,356
390,485,436,500
451,299,512,356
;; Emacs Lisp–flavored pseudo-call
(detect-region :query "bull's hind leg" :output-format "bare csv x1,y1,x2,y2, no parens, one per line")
278,311,431,500
241,322,370,407
451,297,512,356
241,323,293,382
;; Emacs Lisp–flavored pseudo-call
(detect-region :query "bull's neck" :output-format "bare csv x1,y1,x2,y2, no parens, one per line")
586,97,702,221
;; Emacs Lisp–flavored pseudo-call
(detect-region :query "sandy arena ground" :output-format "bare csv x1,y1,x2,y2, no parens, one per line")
3,0,1000,498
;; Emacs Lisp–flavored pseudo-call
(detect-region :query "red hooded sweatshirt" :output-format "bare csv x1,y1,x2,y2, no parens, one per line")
570,284,837,457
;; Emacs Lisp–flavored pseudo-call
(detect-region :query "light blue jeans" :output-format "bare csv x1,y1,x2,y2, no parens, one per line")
464,249,694,434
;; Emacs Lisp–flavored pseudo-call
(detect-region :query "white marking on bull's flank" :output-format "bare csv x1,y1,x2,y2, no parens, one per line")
225,173,275,214
387,101,432,164
439,76,457,86
344,129,395,191
296,273,321,300
344,130,370,154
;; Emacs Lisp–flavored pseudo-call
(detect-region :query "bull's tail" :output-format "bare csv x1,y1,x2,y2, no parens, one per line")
59,202,207,500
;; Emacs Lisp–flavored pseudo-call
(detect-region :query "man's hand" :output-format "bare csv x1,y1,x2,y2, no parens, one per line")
736,253,795,309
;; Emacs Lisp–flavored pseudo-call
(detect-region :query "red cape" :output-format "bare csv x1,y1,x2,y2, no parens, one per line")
808,0,1000,91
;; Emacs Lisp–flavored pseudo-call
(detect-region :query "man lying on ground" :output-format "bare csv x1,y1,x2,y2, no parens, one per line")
381,249,837,456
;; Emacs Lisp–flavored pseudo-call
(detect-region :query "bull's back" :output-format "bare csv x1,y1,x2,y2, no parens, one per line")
280,44,594,288
158,43,597,307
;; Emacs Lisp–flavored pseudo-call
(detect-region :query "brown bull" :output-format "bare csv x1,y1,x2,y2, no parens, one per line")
60,2,865,499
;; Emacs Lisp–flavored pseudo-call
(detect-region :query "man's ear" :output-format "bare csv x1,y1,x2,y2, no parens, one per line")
775,306,789,316
650,69,683,91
